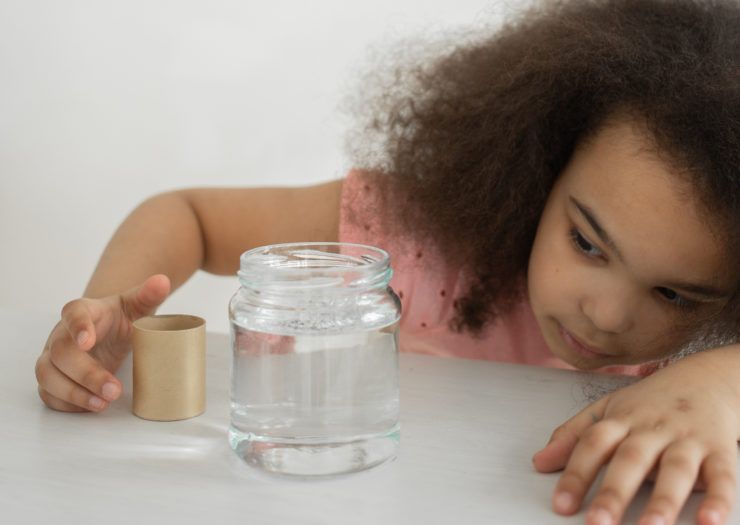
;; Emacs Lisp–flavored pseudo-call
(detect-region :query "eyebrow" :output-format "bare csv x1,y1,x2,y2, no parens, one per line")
570,197,625,262
569,196,727,300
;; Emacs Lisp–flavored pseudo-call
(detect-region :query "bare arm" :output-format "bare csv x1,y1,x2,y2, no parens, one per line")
37,179,344,412
85,180,344,297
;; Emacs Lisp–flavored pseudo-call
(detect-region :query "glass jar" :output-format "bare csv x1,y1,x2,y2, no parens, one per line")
228,242,401,476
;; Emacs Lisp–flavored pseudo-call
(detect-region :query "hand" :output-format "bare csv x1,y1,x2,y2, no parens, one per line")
35,274,171,412
533,354,740,525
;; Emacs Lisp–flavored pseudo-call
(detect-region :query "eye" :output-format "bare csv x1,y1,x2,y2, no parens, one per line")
655,287,696,310
570,228,603,258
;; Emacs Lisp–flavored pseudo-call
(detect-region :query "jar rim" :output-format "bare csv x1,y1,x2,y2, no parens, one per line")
237,242,392,290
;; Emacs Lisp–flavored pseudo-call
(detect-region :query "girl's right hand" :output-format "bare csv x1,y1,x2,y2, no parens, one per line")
35,274,171,413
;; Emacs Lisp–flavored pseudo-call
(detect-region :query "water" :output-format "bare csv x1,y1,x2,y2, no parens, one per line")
229,321,400,476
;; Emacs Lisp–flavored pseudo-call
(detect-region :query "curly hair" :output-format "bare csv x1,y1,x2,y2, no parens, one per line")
347,0,740,335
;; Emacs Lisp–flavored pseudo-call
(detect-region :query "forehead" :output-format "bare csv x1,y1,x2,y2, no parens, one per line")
558,118,730,285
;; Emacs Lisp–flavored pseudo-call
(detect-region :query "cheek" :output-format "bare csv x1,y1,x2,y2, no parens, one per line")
609,304,697,363
528,234,566,308
631,312,693,355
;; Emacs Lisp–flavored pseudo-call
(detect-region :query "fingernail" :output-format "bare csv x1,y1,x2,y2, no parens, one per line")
77,330,89,346
587,508,613,525
102,382,119,401
553,491,575,513
89,396,106,410
639,513,666,525
699,509,722,525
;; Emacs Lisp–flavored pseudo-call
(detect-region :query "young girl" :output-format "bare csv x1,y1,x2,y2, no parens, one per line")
35,0,740,524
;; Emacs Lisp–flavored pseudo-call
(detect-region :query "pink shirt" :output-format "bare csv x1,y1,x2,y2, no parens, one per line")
339,170,658,376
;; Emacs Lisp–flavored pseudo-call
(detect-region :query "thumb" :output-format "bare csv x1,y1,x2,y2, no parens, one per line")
121,274,171,321
532,394,609,473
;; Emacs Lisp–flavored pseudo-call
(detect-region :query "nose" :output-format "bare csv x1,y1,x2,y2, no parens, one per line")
580,284,635,334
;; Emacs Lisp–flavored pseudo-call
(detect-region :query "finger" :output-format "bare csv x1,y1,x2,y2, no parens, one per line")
585,433,671,525
533,394,610,473
35,353,109,412
638,441,703,525
60,299,99,351
696,452,737,525
47,332,122,402
120,274,171,321
37,386,88,413
551,419,629,516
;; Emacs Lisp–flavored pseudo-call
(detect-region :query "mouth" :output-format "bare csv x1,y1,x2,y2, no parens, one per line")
557,324,610,360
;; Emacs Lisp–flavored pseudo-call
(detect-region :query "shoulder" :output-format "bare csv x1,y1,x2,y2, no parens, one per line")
342,169,386,197
340,170,390,244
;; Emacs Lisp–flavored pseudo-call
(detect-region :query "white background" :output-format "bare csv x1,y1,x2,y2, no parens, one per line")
1,0,522,334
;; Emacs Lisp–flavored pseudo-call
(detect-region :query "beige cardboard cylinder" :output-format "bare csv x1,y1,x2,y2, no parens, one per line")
132,315,206,421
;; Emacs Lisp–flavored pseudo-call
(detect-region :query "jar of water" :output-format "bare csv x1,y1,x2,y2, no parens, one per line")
228,242,401,476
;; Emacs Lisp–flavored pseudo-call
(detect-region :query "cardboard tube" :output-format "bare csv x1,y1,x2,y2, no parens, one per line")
132,315,206,421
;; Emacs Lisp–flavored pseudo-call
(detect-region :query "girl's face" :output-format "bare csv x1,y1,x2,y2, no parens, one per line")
528,118,734,370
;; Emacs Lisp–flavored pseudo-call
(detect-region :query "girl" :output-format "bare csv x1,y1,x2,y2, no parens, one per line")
35,1,740,524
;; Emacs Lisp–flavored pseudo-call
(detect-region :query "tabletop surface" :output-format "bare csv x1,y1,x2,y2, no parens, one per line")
1,309,735,524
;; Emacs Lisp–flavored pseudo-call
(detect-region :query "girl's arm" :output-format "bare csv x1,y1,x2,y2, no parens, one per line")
85,181,343,297
533,344,740,525
36,180,344,412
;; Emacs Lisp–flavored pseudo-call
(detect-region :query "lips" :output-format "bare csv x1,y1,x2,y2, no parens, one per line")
557,324,609,360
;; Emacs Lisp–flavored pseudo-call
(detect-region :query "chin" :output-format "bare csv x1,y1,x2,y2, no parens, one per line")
547,343,589,369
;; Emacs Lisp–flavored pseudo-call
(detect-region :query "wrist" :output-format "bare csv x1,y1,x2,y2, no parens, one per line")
672,343,740,431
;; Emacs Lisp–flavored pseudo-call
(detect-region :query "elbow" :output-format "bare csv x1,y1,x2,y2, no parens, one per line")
136,189,208,273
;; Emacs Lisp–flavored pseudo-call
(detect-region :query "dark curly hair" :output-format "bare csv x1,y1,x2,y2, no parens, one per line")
347,0,740,336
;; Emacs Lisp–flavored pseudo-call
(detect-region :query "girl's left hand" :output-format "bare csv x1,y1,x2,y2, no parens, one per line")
533,353,740,525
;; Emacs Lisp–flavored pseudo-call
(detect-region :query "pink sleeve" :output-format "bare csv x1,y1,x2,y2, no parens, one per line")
338,170,471,357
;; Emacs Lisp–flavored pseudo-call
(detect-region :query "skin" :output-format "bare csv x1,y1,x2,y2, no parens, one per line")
529,118,740,524
35,118,740,524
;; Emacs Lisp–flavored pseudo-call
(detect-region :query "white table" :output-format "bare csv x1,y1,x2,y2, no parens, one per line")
1,310,734,524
